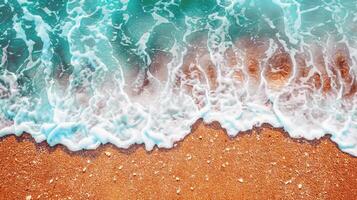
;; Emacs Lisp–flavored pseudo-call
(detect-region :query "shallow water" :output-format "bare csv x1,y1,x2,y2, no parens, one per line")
0,0,356,155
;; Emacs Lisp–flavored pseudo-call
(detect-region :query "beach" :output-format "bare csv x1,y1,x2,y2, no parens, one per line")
2,1,357,199
1,121,356,199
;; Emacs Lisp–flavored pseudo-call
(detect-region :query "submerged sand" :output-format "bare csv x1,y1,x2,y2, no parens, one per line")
0,121,356,199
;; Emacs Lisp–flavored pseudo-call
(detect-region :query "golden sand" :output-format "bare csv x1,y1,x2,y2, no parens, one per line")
0,121,356,199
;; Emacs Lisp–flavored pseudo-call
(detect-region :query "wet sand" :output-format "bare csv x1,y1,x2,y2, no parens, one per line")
0,121,356,200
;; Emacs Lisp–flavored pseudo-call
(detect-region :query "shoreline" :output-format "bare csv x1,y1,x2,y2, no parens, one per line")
1,121,356,199
1,120,355,158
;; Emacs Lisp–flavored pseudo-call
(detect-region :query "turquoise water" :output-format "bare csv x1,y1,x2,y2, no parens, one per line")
0,0,357,155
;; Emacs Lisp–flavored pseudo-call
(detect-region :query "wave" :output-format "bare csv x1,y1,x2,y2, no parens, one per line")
0,0,356,155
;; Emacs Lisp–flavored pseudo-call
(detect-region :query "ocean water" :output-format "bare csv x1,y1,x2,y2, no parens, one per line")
0,0,357,155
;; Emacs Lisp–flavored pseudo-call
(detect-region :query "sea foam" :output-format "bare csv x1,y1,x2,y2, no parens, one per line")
0,0,356,156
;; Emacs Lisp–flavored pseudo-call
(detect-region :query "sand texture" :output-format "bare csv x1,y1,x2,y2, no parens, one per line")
0,121,356,200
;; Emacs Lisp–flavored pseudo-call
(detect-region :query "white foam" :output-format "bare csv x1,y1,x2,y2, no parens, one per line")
1,0,356,157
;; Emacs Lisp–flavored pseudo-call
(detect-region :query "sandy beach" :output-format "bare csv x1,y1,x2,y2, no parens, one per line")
0,121,356,199
2,1,357,199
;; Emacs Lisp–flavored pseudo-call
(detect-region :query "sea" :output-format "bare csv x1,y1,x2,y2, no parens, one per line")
0,0,356,156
